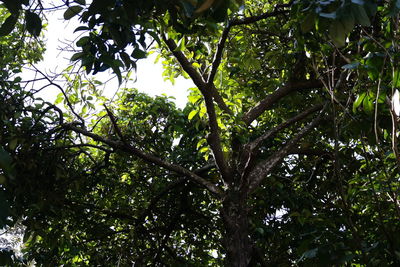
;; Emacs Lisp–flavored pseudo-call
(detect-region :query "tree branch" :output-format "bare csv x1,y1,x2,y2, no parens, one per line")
163,36,206,90
32,66,85,125
207,25,231,86
211,84,234,115
62,123,223,196
162,35,231,182
163,35,233,115
242,80,323,125
239,103,324,181
246,104,327,193
249,103,324,150
104,104,125,142
203,88,232,183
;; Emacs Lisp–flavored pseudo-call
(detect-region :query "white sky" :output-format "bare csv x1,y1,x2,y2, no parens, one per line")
29,4,193,108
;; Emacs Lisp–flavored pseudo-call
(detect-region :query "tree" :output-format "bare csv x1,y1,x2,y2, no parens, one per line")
1,0,400,266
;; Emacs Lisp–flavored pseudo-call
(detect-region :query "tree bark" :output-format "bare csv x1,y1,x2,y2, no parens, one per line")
221,190,252,266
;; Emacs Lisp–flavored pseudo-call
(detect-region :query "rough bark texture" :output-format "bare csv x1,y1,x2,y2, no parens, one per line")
221,190,252,267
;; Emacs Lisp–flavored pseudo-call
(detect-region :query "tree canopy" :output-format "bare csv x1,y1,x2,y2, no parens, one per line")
0,0,400,266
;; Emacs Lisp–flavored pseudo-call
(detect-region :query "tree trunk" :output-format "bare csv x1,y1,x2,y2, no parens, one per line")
221,190,252,266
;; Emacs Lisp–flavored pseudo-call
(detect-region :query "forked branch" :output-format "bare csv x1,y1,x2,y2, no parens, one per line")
163,35,231,182
239,103,324,181
246,104,327,193
163,36,233,115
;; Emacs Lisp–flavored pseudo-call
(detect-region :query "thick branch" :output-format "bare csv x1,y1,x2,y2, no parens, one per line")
239,103,324,186
249,103,323,149
163,36,233,115
204,89,232,182
62,123,223,196
207,25,231,86
243,80,323,125
104,104,125,142
163,37,206,90
247,105,327,193
163,36,231,181
211,84,234,115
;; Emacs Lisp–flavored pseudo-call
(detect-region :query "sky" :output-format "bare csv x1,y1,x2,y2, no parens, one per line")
29,3,194,108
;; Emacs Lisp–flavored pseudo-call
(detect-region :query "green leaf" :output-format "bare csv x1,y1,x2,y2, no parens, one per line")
71,52,85,61
64,6,84,20
23,229,31,243
0,14,18,36
176,37,186,51
353,92,366,113
319,12,336,19
75,0,86,5
55,92,64,104
188,94,201,104
363,94,374,113
351,4,370,26
111,65,122,85
188,110,198,120
25,11,42,37
329,21,346,47
8,139,17,150
0,147,13,177
301,12,315,33
147,31,161,45
340,12,355,33
120,52,131,68
74,26,89,32
342,62,360,69
131,48,147,59
0,148,12,170
76,36,90,47
0,190,11,228
393,69,400,88
351,0,364,5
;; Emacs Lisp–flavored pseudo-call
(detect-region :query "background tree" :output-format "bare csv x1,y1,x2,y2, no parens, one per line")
0,0,399,266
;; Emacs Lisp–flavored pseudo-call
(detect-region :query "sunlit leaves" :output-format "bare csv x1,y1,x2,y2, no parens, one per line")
188,109,198,120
